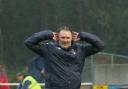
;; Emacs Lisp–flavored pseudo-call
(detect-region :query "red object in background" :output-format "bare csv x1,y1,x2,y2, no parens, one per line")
0,64,10,89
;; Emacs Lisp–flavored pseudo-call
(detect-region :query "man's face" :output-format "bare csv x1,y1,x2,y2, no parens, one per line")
58,30,72,49
17,76,23,82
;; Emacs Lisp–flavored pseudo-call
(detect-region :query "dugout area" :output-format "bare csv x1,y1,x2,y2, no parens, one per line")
92,53,128,89
80,52,128,89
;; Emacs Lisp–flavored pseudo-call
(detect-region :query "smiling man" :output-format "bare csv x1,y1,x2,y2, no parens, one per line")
58,30,72,48
25,26,105,89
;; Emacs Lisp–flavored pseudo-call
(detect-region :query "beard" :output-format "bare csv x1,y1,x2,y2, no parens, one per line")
59,41,71,48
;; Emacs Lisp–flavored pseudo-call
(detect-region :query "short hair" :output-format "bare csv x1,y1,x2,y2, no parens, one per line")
17,72,24,77
58,26,72,33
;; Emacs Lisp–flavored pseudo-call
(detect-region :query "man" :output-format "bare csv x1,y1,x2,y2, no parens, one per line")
16,72,42,89
25,26,104,89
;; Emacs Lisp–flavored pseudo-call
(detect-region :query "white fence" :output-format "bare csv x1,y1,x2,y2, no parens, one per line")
0,82,93,86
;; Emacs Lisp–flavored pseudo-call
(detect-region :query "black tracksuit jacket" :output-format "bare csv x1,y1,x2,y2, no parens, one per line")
25,30,104,89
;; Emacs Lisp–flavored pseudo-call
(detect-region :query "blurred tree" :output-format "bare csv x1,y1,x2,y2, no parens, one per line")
0,28,4,64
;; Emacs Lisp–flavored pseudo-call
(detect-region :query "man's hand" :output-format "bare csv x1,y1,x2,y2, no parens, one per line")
72,32,80,41
52,32,58,41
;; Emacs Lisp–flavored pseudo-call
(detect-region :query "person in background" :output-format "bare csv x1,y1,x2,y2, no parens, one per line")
16,72,42,89
0,64,10,89
27,56,45,83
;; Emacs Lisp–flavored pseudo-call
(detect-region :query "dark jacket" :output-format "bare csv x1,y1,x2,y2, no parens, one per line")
27,56,45,83
17,80,30,89
25,30,104,89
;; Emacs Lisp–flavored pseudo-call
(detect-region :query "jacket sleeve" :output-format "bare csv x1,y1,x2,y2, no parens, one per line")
79,32,105,56
24,30,53,55
21,80,31,89
17,83,22,89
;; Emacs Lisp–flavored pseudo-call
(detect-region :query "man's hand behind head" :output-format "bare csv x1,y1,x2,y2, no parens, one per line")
52,32,58,41
72,32,80,42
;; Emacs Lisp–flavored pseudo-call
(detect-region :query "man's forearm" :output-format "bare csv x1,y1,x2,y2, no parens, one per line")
79,32,105,50
24,30,53,47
